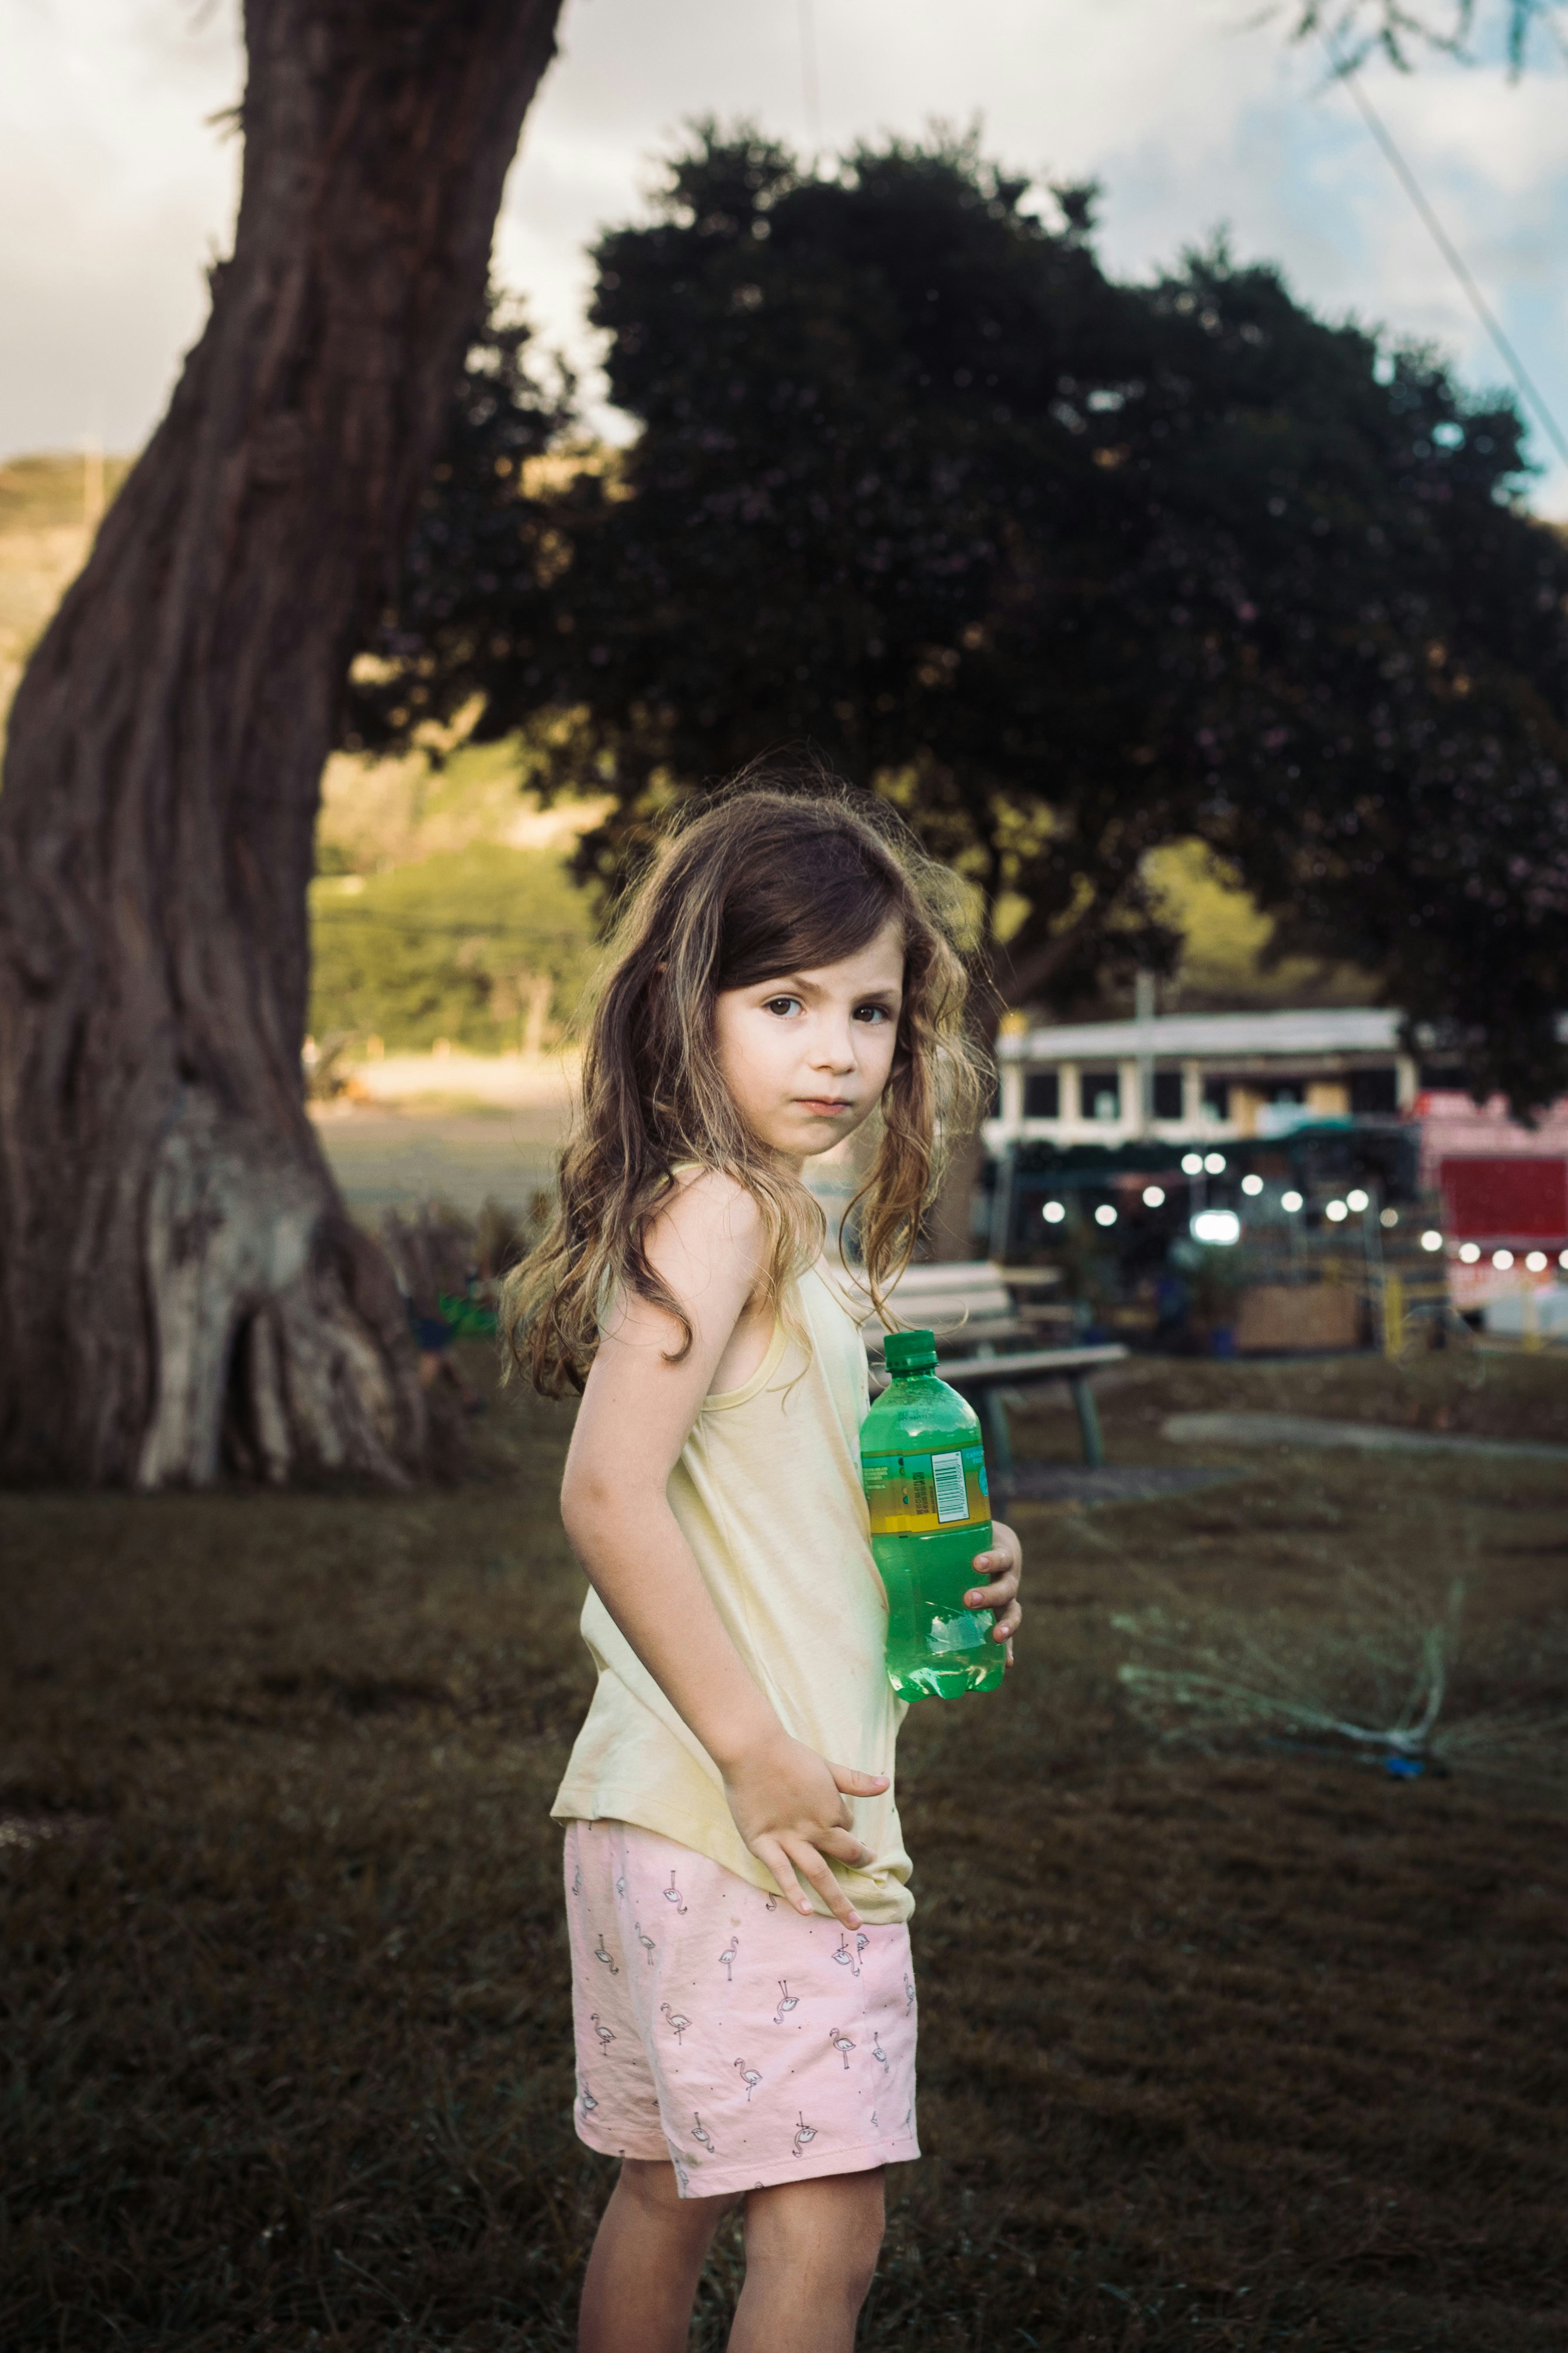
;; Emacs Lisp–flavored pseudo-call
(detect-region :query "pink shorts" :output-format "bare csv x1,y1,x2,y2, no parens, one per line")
564,1817,919,2198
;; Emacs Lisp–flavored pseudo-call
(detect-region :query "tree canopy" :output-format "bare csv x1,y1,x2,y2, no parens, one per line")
1292,0,1567,71
354,127,1568,1109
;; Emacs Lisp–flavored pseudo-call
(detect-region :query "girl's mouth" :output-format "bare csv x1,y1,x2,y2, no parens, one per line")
798,1098,853,1116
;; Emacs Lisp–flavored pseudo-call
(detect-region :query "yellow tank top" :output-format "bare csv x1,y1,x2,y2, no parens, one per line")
551,1258,913,1923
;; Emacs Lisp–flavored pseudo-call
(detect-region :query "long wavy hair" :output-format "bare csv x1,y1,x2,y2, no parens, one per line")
503,779,987,1396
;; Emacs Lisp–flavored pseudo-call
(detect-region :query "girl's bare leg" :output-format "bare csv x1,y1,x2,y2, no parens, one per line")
729,2170,885,2353
578,2158,732,2353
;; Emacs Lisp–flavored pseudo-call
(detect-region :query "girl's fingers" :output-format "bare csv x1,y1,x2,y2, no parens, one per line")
816,1826,875,1868
828,1761,891,1798
783,1838,863,1929
752,1837,808,1917
965,1575,1018,1609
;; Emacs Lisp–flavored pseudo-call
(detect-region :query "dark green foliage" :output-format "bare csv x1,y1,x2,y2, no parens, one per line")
354,130,1568,1108
1292,0,1567,72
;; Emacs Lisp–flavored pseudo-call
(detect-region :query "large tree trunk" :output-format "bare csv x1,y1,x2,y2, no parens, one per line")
0,0,564,1486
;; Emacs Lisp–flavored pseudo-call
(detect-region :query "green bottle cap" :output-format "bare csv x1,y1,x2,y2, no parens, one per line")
884,1328,938,1375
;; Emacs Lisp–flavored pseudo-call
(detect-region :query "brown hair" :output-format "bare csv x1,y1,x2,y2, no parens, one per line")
503,778,986,1395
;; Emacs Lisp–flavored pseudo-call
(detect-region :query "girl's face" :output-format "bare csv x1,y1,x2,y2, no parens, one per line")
712,918,905,1167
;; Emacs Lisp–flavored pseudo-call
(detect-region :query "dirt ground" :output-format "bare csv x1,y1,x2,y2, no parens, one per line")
3,1347,1567,2351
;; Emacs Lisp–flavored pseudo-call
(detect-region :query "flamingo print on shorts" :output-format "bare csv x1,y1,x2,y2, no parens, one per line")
829,2028,856,2070
578,2078,598,2117
593,1931,619,1973
792,2111,818,2158
832,1933,860,1979
733,2059,763,2101
773,1978,799,2024
718,1935,739,1982
872,2032,889,2070
663,1870,687,1916
589,2012,614,2053
660,2001,691,2046
903,1971,916,2015
690,2112,715,2152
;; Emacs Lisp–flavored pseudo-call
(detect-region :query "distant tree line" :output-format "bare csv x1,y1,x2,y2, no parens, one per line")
352,127,1568,1111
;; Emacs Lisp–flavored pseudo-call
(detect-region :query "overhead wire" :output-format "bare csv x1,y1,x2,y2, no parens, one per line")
1323,31,1568,469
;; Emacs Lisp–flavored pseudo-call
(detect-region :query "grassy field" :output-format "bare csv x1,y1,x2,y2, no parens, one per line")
4,1347,1567,2351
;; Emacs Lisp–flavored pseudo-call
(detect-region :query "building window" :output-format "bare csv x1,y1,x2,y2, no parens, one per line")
1350,1067,1399,1116
1083,1070,1121,1120
1023,1071,1060,1118
1202,1076,1231,1121
1152,1070,1183,1120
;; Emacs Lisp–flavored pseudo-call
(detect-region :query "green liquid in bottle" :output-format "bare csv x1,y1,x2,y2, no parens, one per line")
861,1328,1005,1705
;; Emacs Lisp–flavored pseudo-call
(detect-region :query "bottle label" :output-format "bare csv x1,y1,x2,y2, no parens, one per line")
862,1445,988,1535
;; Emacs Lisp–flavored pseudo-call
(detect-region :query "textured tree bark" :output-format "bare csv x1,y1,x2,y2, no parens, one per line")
0,0,564,1485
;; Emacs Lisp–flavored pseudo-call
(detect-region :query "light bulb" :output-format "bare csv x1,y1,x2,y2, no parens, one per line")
1240,1174,1264,1197
1181,1153,1203,1175
1281,1190,1303,1213
1493,1249,1514,1271
1043,1200,1066,1224
1420,1230,1442,1252
1325,1200,1348,1223
1458,1243,1480,1264
1347,1188,1369,1213
1094,1204,1117,1227
1142,1185,1166,1208
1203,1152,1225,1175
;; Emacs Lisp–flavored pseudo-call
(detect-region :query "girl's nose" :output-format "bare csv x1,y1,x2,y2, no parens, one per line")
812,1023,858,1073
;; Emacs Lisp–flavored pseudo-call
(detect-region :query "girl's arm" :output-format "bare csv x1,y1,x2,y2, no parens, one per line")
559,1170,887,1931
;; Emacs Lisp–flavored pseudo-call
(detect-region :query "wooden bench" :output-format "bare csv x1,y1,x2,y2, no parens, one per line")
861,1261,1127,1474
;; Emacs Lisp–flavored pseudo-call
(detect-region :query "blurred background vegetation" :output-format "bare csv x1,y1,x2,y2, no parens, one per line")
309,740,604,1055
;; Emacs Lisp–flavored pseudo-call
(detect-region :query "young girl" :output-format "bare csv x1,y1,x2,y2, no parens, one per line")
506,787,1024,2353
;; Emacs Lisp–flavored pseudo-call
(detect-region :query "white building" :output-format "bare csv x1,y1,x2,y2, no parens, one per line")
983,1007,1420,1155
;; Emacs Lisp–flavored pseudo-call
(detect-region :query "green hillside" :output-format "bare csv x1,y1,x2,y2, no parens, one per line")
309,838,601,1055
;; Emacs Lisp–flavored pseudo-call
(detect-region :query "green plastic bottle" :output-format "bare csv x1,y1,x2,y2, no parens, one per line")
860,1328,1004,1704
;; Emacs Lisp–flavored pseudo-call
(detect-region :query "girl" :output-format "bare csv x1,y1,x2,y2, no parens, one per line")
506,786,1024,2353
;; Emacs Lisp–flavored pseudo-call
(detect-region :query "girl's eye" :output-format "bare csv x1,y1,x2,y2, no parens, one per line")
763,996,802,1018
854,1004,893,1024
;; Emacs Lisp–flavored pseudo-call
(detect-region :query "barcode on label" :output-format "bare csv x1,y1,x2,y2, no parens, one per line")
930,1450,969,1524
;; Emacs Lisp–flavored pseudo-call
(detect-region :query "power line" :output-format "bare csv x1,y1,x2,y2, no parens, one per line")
1324,34,1568,470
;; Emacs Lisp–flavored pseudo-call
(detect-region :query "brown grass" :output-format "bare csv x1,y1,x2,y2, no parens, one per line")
4,1346,1567,2349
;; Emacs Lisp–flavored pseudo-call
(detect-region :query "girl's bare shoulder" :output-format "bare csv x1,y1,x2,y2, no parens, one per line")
651,1164,767,1281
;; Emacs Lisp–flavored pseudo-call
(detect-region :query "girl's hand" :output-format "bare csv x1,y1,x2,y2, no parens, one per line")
722,1733,889,1931
966,1519,1023,1666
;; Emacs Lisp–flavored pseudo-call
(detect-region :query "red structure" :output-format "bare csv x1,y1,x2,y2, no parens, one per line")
1439,1156,1568,1245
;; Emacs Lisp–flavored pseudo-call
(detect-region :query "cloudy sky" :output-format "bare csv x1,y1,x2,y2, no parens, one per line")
4,0,1566,512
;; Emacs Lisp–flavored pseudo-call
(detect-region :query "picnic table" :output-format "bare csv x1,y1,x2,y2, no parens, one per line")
862,1261,1127,1474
